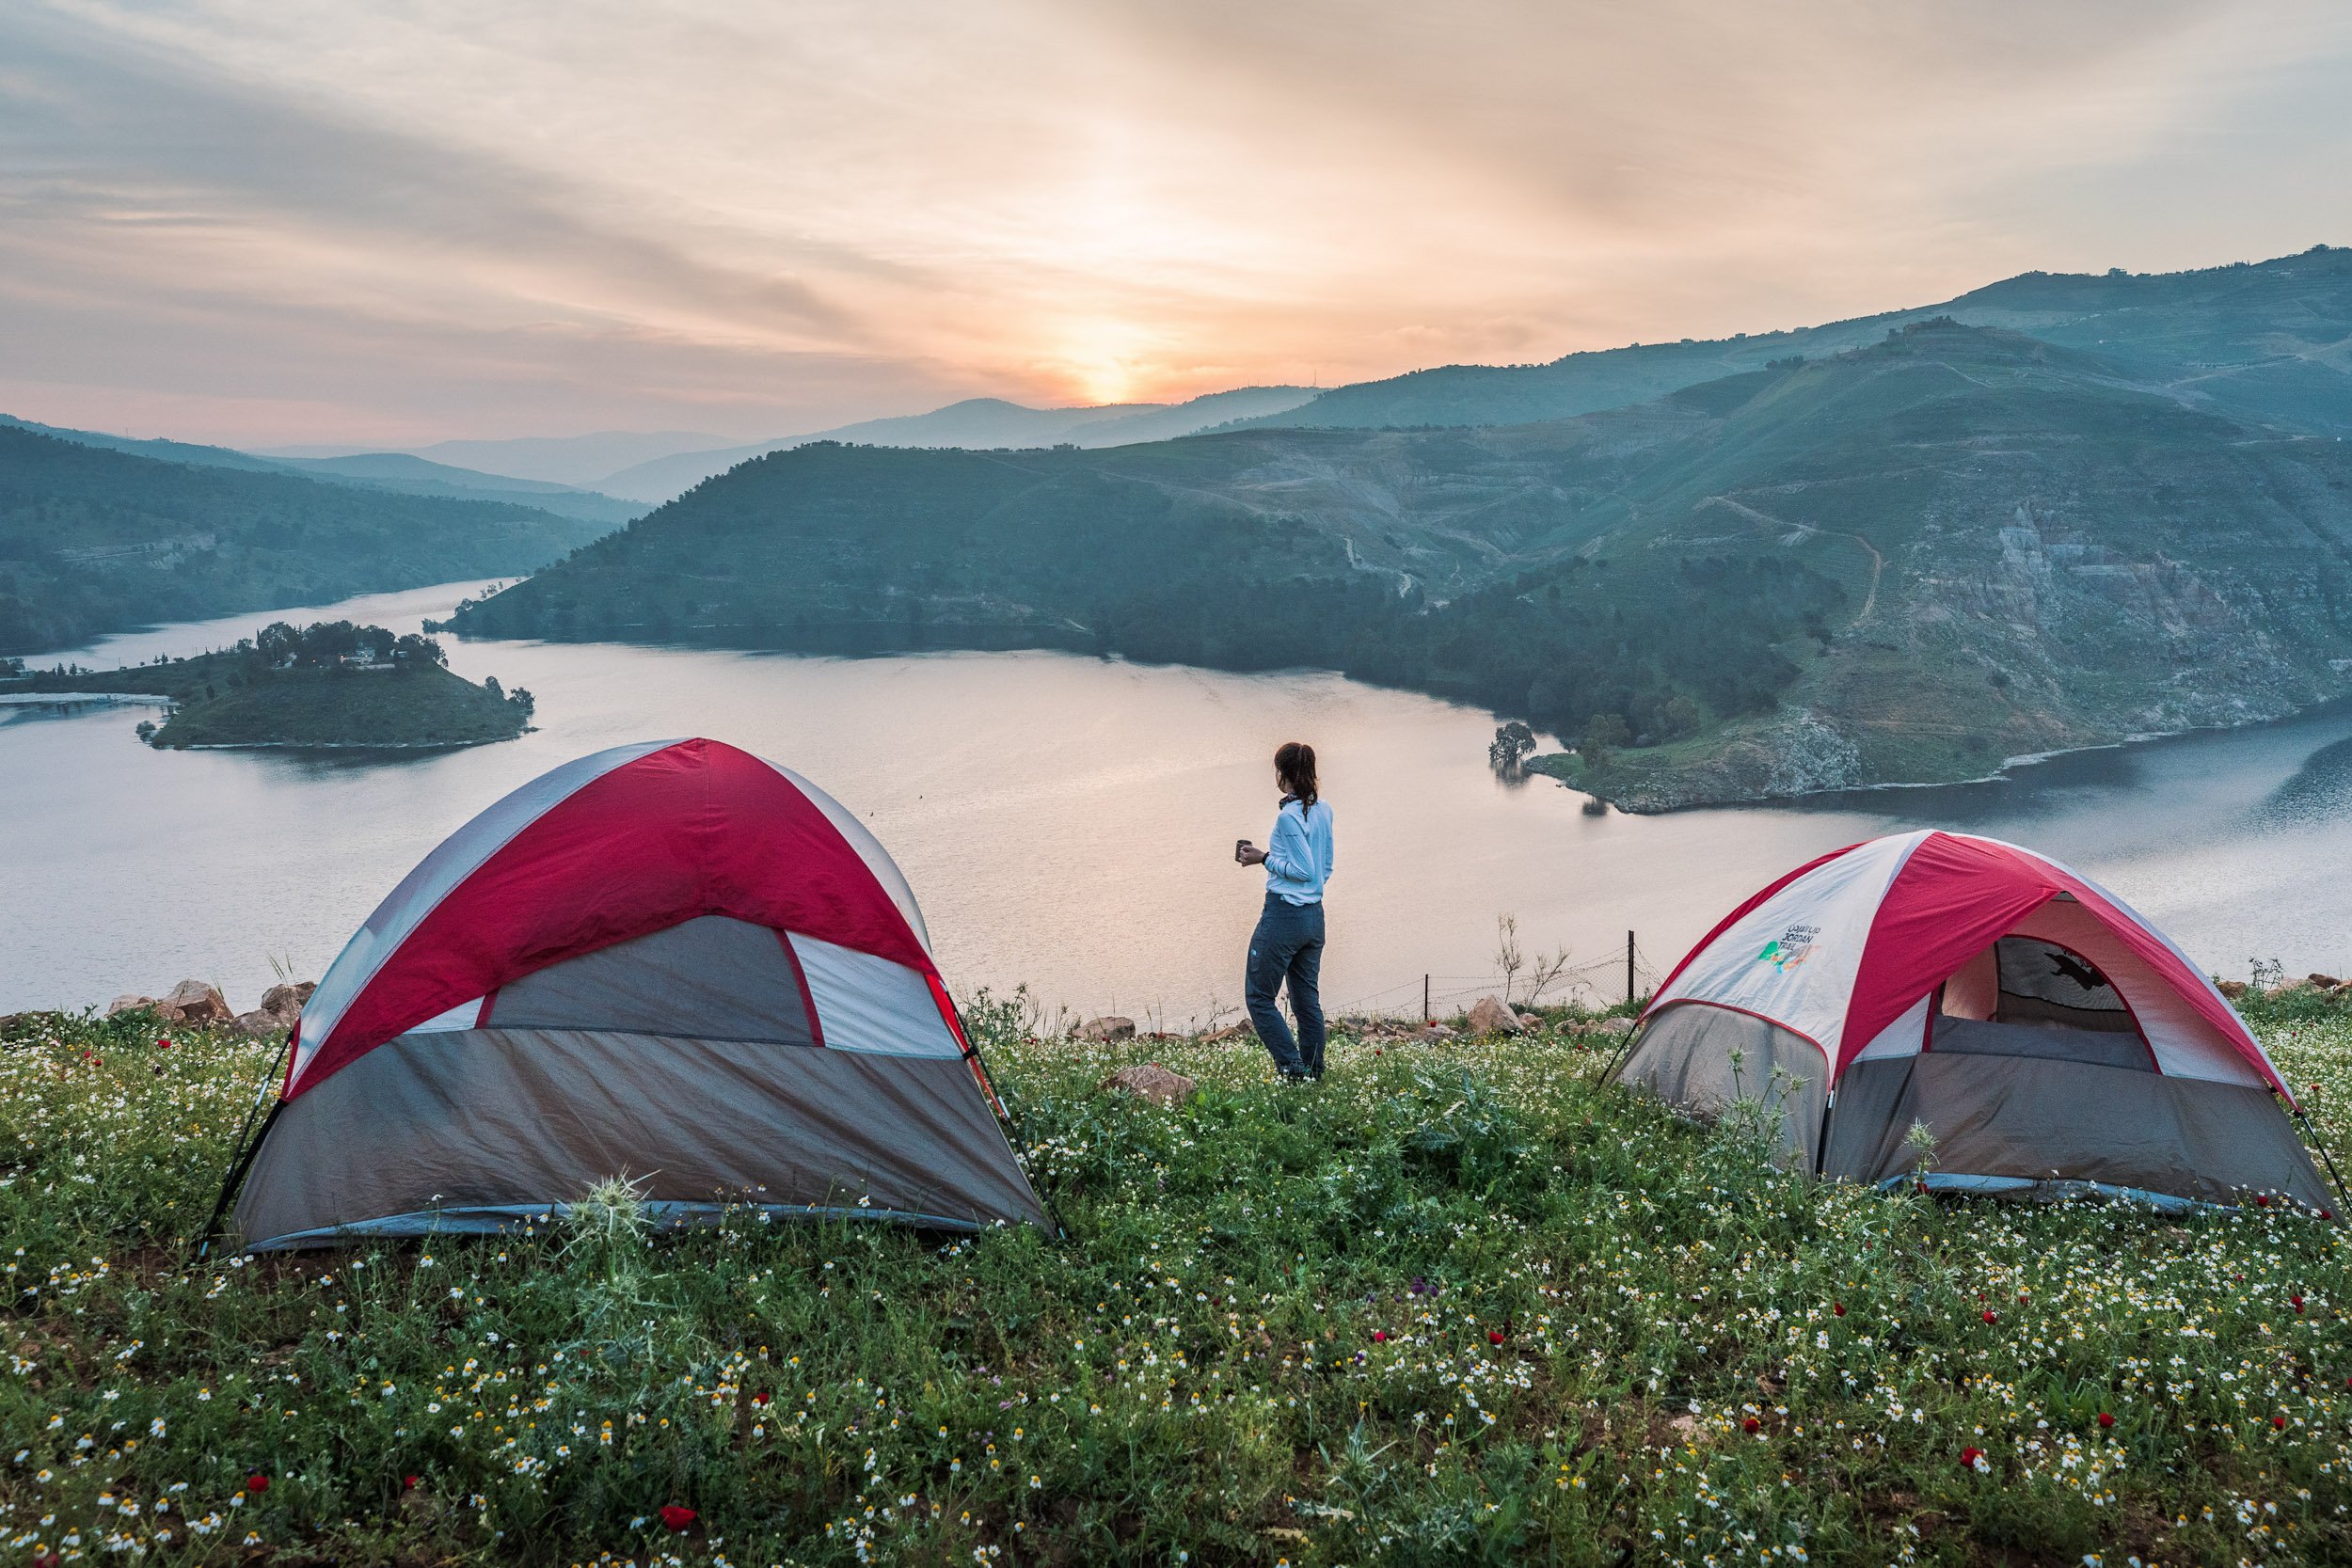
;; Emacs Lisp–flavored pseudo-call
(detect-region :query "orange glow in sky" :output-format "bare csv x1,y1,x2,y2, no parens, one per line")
5,0,2352,445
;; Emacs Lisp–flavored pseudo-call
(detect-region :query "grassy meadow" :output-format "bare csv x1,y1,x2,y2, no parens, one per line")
6,990,2352,1565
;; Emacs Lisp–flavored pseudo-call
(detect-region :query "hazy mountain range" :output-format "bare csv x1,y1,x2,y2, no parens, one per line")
586,386,1319,503
0,416,642,528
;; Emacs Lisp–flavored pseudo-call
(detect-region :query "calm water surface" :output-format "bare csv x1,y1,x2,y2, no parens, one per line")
7,581,2352,1019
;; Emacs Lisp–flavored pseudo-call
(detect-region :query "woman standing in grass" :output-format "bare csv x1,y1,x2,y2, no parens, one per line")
1234,741,1335,1081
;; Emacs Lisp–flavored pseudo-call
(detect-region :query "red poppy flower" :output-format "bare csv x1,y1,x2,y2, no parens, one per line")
2097,1413,2114,1430
1981,1309,1997,1323
2256,1195,2271,1207
156,1037,171,1050
753,1391,771,1405
1742,1417,1760,1433
660,1505,697,1531
2273,1415,2288,1431
1372,1330,1387,1342
1832,1303,1845,1317
246,1474,269,1493
403,1475,419,1491
1487,1330,1504,1345
1959,1446,1984,1470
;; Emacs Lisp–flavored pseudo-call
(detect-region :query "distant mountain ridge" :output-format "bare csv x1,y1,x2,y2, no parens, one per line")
1235,245,2352,437
261,430,732,489
590,386,1318,503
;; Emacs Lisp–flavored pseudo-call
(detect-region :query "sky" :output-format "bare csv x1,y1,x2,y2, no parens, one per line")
6,0,2352,450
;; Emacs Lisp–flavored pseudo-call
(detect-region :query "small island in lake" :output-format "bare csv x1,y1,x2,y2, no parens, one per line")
11,620,535,750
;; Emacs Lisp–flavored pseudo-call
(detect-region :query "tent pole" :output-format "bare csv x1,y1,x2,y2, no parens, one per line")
193,1035,293,1260
196,1100,282,1262
1813,1088,1835,1180
942,995,1071,1241
1597,1019,1639,1084
2296,1108,2349,1212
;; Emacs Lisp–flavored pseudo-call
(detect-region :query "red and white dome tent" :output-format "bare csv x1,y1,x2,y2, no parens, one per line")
1609,831,2335,1212
216,737,1050,1252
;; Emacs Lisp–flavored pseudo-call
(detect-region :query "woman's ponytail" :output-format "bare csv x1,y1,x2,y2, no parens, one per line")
1274,741,1318,815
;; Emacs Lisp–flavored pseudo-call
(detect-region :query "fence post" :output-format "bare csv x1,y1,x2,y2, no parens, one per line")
1627,930,1636,1006
1423,974,1431,1024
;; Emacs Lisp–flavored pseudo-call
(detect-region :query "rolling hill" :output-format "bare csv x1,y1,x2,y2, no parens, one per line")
0,425,610,656
450,318,2352,805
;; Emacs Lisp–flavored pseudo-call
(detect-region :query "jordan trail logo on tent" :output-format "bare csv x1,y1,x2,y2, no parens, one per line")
1756,924,1819,973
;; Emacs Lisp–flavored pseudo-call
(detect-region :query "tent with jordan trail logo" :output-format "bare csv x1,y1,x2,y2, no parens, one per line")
1608,830,2334,1212
220,736,1050,1251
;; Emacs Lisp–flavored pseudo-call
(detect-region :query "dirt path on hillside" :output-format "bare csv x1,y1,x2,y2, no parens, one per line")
1697,494,1884,626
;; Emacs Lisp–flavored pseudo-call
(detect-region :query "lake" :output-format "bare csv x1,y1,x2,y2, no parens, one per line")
7,580,2352,1022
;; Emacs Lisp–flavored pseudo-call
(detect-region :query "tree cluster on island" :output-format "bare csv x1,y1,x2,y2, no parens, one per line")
17,620,534,751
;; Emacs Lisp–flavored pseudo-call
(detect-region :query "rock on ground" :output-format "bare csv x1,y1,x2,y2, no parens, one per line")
158,980,233,1024
1467,996,1525,1035
1098,1063,1197,1107
1417,1023,1457,1041
1073,1016,1136,1042
1200,1022,1256,1043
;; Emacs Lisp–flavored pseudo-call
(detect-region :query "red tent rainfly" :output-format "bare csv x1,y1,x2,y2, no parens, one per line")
1613,831,2328,1212
230,737,1047,1251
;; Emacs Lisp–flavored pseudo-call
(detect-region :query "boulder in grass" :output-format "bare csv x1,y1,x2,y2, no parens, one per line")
235,1009,290,1037
156,980,233,1025
2216,979,2249,1000
1073,1016,1136,1043
105,993,159,1019
259,981,316,1019
1416,1022,1456,1041
1201,1022,1256,1044
2311,974,2344,991
1466,996,1525,1036
1098,1063,1196,1107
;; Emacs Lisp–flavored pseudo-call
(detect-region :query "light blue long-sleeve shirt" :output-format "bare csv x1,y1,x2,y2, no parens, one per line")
1263,797,1335,905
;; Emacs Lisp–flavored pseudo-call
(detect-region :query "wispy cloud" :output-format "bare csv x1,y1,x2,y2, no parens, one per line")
4,0,2350,444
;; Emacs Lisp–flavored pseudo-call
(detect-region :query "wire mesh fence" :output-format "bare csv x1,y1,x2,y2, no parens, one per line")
1323,938,1668,1024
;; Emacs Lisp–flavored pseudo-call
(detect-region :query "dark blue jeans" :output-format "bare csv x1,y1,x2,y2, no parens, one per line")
1247,894,1326,1078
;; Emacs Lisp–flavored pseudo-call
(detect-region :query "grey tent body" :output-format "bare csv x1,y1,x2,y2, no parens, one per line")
1609,832,2332,1213
230,739,1050,1250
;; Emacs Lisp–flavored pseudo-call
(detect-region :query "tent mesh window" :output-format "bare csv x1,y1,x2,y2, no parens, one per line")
1993,936,2135,1033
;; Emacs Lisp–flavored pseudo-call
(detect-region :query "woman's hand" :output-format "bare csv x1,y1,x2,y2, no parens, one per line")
1235,841,1267,866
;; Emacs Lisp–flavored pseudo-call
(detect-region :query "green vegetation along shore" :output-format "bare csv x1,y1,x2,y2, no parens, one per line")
12,621,534,750
5,985,2351,1563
